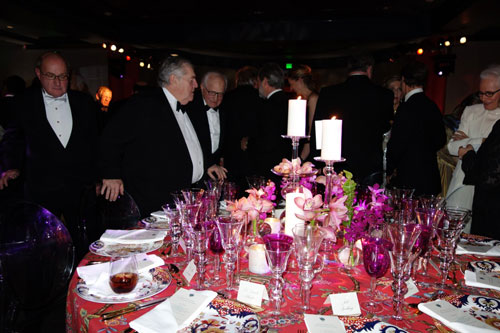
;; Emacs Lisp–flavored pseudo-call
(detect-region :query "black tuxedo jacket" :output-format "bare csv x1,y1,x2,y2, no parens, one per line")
1,87,98,212
312,75,394,184
100,87,204,216
187,90,225,167
387,92,446,195
252,90,291,177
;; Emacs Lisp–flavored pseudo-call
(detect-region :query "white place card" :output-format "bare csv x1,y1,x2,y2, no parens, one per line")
418,300,496,332
405,278,419,298
179,238,187,252
329,292,361,316
237,280,268,307
304,314,346,333
169,288,218,329
182,259,196,283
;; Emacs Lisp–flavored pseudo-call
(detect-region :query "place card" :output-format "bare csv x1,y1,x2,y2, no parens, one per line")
329,292,361,316
405,278,419,298
169,288,218,329
182,259,196,283
237,280,268,307
304,314,346,333
418,300,495,331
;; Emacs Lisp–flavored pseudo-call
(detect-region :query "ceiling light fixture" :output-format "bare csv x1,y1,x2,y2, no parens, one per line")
459,36,467,44
102,43,107,49
110,44,117,51
139,61,145,67
417,48,424,55
118,48,124,53
444,40,451,47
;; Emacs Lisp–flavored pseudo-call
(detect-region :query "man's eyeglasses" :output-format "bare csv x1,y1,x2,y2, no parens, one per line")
204,88,224,98
41,72,70,81
478,88,500,98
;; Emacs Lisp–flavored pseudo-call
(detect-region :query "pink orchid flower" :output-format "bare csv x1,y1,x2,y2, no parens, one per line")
294,194,324,221
326,195,348,229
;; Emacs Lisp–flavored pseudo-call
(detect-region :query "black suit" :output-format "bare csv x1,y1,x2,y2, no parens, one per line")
0,87,98,254
251,90,291,180
387,92,446,195
100,87,204,216
312,75,393,185
187,90,225,168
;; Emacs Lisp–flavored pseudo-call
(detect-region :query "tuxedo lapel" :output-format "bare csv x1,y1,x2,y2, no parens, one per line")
32,89,67,152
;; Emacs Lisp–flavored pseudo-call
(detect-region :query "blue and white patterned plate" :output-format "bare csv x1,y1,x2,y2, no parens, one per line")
445,294,500,330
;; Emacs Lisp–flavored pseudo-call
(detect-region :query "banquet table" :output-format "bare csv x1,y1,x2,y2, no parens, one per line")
66,234,500,333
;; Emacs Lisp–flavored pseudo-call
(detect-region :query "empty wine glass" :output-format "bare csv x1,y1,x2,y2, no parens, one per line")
386,222,421,320
263,233,294,316
191,223,214,290
291,224,326,314
109,255,138,294
361,236,392,313
216,216,244,298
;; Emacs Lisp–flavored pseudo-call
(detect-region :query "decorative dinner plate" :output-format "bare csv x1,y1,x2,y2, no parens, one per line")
141,216,170,231
445,294,500,330
468,260,500,273
179,296,260,332
461,235,500,247
76,266,171,304
89,239,164,257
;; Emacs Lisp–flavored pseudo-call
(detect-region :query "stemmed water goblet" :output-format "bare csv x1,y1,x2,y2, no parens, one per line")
207,220,225,287
361,235,392,313
161,204,183,259
263,233,294,317
205,179,223,218
216,216,244,298
291,224,326,314
191,222,214,290
386,222,421,320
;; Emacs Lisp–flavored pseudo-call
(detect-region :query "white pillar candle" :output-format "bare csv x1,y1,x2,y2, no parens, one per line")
315,120,323,150
321,118,342,160
284,192,305,236
248,243,270,274
264,217,281,234
287,98,307,137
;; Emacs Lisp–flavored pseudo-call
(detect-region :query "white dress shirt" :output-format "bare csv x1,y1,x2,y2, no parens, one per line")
162,87,204,183
43,90,72,148
204,100,220,154
266,88,282,99
446,103,500,210
404,87,423,102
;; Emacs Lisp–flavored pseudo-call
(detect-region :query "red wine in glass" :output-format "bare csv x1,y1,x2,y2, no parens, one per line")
109,272,138,293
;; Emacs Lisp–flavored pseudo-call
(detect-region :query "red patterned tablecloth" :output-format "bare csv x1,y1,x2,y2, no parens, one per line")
66,237,500,333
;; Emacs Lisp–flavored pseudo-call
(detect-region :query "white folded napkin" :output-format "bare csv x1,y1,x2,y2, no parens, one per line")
150,211,167,220
418,299,497,333
465,270,500,291
100,229,167,244
129,288,217,333
77,254,164,285
456,242,500,257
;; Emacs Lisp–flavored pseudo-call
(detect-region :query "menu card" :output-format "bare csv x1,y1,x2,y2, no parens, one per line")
129,288,217,333
304,314,346,333
465,270,500,291
418,300,496,333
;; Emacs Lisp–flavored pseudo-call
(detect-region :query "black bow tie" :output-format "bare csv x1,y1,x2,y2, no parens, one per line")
204,105,218,112
176,101,186,113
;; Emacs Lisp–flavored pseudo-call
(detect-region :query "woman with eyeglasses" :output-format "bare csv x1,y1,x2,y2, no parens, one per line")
446,64,500,233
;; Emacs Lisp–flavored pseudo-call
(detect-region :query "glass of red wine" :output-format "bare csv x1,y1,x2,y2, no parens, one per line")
109,255,138,294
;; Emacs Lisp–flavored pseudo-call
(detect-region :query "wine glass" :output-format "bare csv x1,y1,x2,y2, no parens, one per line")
161,204,183,259
263,233,294,316
386,222,421,320
191,223,214,290
216,216,244,298
208,220,225,287
291,224,326,314
109,255,139,294
361,236,392,313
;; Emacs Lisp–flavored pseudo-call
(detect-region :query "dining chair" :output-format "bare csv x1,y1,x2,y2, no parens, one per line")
0,201,75,331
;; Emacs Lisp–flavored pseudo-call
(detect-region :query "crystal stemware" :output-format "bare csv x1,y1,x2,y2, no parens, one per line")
208,220,225,287
191,223,214,290
291,224,326,314
361,236,392,313
386,222,421,320
161,204,183,259
216,216,244,298
178,201,202,264
263,233,294,316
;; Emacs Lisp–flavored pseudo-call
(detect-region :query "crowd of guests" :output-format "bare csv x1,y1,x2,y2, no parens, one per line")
1,50,500,257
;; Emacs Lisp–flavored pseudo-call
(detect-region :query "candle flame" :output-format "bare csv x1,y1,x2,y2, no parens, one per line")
331,116,336,120
297,96,302,100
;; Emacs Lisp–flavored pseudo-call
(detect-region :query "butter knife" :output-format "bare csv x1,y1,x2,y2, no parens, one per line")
101,297,168,320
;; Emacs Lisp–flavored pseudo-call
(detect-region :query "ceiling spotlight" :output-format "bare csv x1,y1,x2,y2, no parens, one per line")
118,48,124,53
110,44,117,51
6,25,14,29
444,40,451,47
147,63,151,69
102,43,107,49
139,61,145,67
417,48,424,55
438,71,443,76
460,36,467,44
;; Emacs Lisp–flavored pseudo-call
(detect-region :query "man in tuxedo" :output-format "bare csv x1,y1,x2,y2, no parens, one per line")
100,57,219,216
312,54,394,185
252,63,290,181
387,61,447,195
0,51,98,255
188,71,228,180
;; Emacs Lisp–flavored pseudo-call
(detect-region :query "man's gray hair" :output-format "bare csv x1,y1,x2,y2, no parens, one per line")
157,57,193,86
201,71,228,91
480,64,500,87
258,63,284,89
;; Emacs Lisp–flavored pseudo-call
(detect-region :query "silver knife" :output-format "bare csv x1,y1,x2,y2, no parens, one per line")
101,296,168,320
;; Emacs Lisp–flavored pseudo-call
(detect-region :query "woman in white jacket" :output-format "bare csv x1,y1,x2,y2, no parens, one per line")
446,64,500,232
